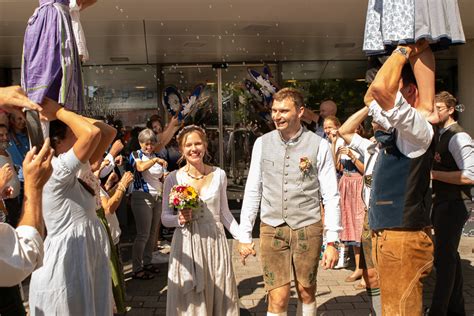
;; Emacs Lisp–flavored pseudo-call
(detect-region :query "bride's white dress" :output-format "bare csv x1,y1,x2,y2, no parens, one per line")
162,167,240,316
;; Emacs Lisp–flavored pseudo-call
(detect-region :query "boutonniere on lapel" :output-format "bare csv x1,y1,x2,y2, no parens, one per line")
299,157,312,176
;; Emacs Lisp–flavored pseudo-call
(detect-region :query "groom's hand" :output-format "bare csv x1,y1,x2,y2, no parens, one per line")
238,242,256,265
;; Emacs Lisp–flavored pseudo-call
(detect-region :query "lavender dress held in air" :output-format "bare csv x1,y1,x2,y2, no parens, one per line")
21,0,85,112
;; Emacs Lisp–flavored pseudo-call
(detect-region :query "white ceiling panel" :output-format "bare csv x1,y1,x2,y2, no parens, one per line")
0,0,472,68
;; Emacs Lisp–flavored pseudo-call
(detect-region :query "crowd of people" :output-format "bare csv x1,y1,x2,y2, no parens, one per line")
0,0,473,315
1,44,473,315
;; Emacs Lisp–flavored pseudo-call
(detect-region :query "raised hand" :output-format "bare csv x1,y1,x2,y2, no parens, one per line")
336,146,351,156
23,138,54,190
119,171,134,188
407,39,430,59
1,186,14,199
109,139,124,157
168,115,181,128
0,163,13,191
0,86,42,113
114,155,123,166
39,97,62,122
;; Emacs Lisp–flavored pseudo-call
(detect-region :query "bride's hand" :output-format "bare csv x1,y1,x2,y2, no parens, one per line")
178,208,193,225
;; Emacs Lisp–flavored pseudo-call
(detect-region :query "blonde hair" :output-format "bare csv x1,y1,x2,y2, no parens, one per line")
324,115,341,128
176,125,209,165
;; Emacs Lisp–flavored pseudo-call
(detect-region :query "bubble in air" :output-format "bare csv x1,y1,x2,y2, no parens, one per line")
455,104,465,112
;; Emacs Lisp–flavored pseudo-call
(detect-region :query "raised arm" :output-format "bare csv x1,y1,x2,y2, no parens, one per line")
409,45,435,119
41,98,101,163
338,107,369,145
78,0,97,10
0,140,55,287
19,139,54,237
154,116,181,152
364,51,407,112
101,172,133,215
81,117,117,166
365,41,429,112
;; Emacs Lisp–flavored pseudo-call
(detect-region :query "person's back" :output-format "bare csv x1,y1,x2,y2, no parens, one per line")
29,149,111,316
42,151,97,235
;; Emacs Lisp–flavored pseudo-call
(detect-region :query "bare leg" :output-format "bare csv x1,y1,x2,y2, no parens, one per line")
295,281,317,316
347,246,363,280
362,268,379,289
268,283,291,313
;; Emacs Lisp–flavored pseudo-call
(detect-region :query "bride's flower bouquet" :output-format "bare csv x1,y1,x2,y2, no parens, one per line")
169,184,200,210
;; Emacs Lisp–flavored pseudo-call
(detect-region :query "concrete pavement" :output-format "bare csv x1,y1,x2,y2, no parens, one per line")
122,237,474,316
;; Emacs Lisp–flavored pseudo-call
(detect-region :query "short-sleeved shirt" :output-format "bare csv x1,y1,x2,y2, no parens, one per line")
129,150,164,196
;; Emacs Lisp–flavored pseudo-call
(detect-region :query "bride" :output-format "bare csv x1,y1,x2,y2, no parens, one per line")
161,125,240,315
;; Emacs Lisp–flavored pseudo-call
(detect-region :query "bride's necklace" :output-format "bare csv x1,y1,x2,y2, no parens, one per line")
186,166,206,180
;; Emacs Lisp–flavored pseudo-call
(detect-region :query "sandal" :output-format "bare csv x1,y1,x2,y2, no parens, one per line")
143,264,161,274
132,270,155,280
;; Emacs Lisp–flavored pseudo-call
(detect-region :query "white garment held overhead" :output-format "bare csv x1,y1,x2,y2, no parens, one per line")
69,0,89,62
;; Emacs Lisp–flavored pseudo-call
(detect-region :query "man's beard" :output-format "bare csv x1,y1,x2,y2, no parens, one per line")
0,141,10,150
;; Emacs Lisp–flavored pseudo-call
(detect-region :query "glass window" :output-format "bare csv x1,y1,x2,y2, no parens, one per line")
82,65,159,126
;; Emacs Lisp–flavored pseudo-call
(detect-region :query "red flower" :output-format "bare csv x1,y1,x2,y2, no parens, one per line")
176,186,185,193
173,197,180,206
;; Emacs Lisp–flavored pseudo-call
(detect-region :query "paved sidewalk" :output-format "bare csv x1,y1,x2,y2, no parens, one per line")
123,237,474,315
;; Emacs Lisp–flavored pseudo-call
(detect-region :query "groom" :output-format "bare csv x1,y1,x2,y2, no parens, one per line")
239,88,341,316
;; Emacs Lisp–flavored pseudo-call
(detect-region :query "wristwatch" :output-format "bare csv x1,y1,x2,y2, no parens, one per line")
326,241,341,249
393,46,410,60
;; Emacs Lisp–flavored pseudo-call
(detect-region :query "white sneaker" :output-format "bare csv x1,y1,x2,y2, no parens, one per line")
333,245,349,269
151,251,169,264
158,240,171,249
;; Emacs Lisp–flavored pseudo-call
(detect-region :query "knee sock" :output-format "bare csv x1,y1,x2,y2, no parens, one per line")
267,312,287,316
296,301,317,316
366,287,381,316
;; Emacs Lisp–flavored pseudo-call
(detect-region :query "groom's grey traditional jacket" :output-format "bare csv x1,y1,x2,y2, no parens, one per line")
239,126,342,244
260,128,322,229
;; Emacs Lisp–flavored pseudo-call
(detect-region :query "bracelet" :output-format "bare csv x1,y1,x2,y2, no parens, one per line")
117,184,126,193
393,46,410,60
